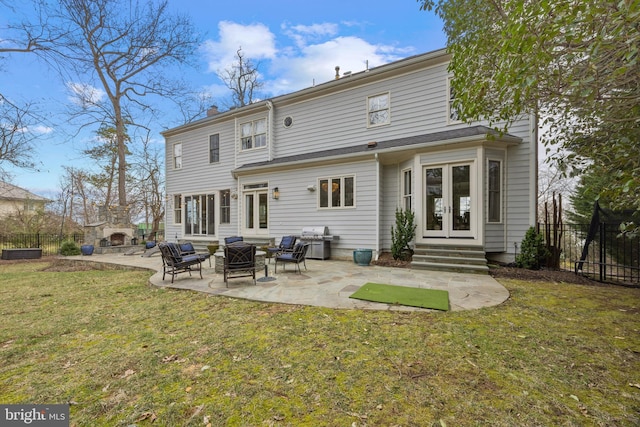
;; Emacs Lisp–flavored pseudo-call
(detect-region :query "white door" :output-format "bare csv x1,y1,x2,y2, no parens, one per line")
242,189,269,236
424,163,474,238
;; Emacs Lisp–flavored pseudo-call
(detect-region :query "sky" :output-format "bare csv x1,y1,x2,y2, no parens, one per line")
0,0,446,198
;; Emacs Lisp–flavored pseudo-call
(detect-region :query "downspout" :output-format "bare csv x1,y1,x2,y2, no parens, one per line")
375,152,380,260
266,100,274,161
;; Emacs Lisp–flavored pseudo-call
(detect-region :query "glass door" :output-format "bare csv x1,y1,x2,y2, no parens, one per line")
242,188,269,236
424,163,473,238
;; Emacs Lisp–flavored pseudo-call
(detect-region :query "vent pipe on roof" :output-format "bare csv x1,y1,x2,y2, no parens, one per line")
206,105,219,116
335,66,340,80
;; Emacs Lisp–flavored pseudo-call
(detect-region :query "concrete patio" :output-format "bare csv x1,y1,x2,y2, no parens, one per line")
68,251,510,312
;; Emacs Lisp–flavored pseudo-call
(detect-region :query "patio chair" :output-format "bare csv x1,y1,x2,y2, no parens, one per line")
179,241,211,267
267,235,297,262
224,236,244,246
158,242,204,283
223,243,257,286
275,242,309,274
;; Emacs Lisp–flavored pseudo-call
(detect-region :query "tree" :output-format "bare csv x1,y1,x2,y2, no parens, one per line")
419,0,640,232
218,47,264,108
19,0,202,212
0,96,38,177
131,136,165,240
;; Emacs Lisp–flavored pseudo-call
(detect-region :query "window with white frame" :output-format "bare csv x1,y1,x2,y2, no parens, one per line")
448,77,461,123
209,134,219,163
488,160,502,222
220,189,231,224
367,92,390,127
173,143,182,169
240,118,267,150
319,176,355,209
184,193,216,236
173,194,182,224
402,169,412,211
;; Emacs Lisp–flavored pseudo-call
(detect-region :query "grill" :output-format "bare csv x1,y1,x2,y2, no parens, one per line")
300,226,336,260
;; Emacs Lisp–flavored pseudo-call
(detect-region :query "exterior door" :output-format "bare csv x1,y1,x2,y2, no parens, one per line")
242,189,269,236
424,163,473,238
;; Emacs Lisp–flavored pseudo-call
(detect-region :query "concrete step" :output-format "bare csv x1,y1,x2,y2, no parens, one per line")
411,244,488,274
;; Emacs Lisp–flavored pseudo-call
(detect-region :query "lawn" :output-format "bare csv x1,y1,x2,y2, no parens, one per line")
1,260,639,426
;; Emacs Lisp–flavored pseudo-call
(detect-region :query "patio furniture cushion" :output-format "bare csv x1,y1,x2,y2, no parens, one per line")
224,236,244,245
267,235,297,260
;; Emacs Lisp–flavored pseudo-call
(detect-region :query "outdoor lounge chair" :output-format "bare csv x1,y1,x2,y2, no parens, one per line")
223,243,257,286
179,241,211,267
267,235,297,262
274,242,309,274
158,242,205,283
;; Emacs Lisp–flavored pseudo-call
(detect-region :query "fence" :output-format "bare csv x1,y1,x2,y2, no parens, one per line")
0,233,84,257
538,223,640,285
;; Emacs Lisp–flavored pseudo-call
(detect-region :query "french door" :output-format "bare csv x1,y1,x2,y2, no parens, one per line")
242,188,269,236
424,163,474,238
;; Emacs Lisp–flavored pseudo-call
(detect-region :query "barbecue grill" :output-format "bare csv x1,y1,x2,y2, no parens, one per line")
299,226,336,260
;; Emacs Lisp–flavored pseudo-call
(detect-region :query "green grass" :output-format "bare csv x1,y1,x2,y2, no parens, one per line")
1,260,639,426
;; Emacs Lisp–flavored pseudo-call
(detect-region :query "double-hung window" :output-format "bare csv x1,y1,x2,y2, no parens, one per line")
173,143,182,169
319,176,355,209
488,160,502,223
367,92,390,127
220,189,231,224
402,169,412,211
240,118,267,150
448,77,462,123
173,195,182,224
209,134,219,163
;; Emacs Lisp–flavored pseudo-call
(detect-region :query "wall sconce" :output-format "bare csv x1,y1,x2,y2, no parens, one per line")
272,187,280,200
307,184,316,192
231,191,238,199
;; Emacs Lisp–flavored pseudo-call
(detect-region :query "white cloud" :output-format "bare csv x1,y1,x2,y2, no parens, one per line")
282,22,339,48
66,82,106,107
201,21,277,73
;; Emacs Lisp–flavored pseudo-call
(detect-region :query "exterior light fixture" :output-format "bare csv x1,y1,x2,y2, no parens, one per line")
272,187,280,200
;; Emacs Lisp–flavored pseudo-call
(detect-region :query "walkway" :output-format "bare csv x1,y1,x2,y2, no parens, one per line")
68,252,510,312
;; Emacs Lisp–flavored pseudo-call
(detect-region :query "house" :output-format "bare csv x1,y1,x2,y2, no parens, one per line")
0,181,49,219
162,49,537,272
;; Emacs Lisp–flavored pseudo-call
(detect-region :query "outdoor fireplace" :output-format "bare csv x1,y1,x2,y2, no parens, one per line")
110,232,126,246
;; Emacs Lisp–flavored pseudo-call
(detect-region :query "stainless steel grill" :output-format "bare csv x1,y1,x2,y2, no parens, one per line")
300,226,335,260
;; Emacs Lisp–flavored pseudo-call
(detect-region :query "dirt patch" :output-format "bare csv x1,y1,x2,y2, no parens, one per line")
372,252,412,268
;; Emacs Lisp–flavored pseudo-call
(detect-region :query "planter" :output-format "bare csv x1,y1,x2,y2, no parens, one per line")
81,244,94,256
207,244,219,255
353,248,373,266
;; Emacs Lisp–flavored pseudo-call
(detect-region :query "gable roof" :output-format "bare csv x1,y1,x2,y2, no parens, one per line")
0,181,49,202
232,125,522,176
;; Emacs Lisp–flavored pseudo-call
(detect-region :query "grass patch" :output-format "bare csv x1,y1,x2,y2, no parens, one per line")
1,261,639,426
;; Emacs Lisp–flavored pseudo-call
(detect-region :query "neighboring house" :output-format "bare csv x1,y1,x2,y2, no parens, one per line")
162,49,537,271
0,181,49,219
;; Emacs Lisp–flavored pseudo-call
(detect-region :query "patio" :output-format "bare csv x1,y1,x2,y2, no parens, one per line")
66,252,509,311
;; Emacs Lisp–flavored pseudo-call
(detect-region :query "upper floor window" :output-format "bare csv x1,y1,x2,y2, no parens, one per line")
319,176,355,209
367,92,390,127
402,169,412,211
448,77,462,123
240,118,267,150
173,143,182,169
209,134,219,163
173,194,182,224
488,160,502,223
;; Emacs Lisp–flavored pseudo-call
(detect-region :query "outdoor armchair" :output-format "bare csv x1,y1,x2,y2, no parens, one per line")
158,242,204,283
274,242,309,274
179,241,211,267
224,236,244,246
267,235,297,262
223,243,257,286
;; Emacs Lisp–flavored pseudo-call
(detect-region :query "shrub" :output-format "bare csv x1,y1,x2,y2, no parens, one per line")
60,241,81,256
515,227,549,270
391,208,416,260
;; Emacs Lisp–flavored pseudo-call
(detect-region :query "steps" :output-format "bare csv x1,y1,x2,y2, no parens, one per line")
411,244,488,274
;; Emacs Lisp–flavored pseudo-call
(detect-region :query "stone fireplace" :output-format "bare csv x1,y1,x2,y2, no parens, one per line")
84,206,137,252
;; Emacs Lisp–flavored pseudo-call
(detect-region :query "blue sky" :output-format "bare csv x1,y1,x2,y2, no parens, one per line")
1,0,445,197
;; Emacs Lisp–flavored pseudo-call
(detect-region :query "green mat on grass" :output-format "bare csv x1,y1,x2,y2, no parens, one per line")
349,282,450,311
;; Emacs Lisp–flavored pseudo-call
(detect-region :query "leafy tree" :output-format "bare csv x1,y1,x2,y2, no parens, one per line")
419,0,640,233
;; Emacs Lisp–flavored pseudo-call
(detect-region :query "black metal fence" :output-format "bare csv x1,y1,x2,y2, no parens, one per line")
538,223,640,285
0,233,84,256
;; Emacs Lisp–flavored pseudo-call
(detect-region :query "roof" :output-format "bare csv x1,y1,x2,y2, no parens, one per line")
233,125,521,175
0,181,50,202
